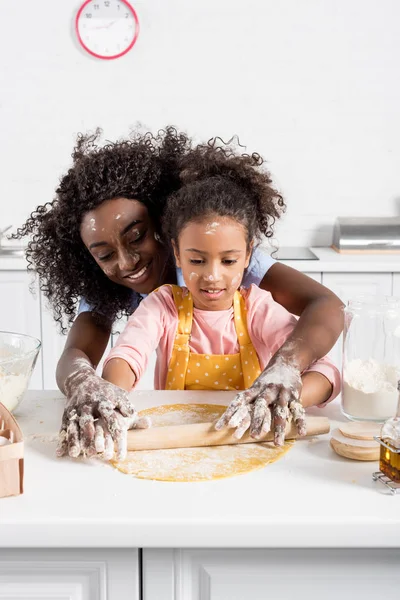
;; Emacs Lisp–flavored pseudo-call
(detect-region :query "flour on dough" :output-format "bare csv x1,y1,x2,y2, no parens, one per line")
111,404,293,482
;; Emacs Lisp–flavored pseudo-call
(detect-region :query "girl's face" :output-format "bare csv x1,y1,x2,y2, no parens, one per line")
173,215,252,311
80,197,167,295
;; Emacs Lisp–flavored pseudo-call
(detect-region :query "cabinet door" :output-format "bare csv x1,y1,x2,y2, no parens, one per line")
303,272,322,283
393,273,400,297
40,298,68,390
0,271,42,389
0,548,139,600
143,548,400,600
321,272,392,370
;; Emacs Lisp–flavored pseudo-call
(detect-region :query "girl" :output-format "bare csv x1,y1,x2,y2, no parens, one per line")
103,174,340,450
15,127,343,460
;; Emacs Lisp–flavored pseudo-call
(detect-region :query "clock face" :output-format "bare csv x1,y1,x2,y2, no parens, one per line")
76,0,139,60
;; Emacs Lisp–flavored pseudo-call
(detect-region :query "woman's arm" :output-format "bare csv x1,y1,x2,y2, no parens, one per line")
259,262,344,370
56,312,111,392
56,312,140,460
216,265,343,444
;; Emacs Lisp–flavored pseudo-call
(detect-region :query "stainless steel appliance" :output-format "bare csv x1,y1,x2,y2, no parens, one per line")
332,217,400,253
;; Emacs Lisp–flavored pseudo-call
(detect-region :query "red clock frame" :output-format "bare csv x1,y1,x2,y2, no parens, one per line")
75,0,140,60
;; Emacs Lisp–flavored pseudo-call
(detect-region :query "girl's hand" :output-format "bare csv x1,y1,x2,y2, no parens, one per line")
56,362,150,460
215,357,306,446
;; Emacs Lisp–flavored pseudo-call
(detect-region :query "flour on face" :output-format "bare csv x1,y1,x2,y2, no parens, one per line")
204,221,220,235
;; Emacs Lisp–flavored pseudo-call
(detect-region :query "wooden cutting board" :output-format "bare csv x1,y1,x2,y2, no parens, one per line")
339,421,382,441
330,427,380,461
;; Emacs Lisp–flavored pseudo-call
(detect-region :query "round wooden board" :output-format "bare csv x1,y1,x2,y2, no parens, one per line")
339,421,382,441
330,428,380,461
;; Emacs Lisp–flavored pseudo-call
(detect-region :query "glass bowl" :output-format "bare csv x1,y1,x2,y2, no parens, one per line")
0,331,41,413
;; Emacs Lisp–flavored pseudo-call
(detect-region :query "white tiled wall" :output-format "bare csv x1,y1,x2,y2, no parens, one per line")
1,0,400,246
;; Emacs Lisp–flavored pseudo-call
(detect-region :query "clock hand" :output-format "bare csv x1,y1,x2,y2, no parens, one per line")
94,20,116,30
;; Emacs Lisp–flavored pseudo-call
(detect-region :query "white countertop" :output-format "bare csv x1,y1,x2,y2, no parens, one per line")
1,247,400,273
1,390,399,549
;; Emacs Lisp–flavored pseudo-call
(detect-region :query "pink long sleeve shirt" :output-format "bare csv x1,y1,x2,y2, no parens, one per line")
105,284,340,403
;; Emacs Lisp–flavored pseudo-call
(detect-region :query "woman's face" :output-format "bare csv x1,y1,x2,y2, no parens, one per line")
80,197,167,295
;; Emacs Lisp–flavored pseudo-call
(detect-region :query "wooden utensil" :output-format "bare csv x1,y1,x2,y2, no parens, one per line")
338,421,382,441
330,428,380,461
127,415,330,451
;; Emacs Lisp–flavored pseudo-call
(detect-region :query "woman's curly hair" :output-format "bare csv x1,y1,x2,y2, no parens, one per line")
14,127,192,332
163,136,286,246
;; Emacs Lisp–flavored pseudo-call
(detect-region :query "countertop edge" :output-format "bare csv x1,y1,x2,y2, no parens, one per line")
1,522,399,549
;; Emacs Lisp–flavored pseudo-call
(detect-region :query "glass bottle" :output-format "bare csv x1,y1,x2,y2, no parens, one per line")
342,295,400,422
379,383,400,483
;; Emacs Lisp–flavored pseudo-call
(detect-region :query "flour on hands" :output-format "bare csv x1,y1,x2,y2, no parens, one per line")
215,355,306,446
57,359,150,460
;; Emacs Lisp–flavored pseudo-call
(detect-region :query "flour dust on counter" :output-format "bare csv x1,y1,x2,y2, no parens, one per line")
111,404,293,482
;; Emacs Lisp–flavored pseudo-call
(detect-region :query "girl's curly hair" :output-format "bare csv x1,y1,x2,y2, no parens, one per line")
163,136,286,246
14,127,192,332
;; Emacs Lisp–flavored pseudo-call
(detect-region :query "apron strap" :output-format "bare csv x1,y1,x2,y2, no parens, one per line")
165,286,193,390
233,290,262,387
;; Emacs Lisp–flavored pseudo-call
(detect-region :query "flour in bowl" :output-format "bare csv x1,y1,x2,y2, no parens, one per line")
0,372,30,412
342,358,400,421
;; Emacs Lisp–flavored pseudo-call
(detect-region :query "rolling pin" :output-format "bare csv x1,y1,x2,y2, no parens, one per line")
127,415,330,451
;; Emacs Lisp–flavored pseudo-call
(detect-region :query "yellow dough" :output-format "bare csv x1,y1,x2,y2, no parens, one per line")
112,403,294,482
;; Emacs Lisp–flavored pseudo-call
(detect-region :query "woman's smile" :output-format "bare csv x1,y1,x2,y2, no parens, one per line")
80,198,166,294
122,260,152,285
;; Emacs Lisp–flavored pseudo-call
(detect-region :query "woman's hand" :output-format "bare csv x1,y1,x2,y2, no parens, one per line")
56,360,150,460
215,356,306,446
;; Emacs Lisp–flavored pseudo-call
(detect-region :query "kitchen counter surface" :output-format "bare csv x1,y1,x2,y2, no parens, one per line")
1,246,399,273
1,390,399,549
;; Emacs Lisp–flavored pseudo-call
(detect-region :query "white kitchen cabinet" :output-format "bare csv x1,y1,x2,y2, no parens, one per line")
321,272,393,369
393,273,400,297
0,271,42,389
143,548,400,600
40,298,68,390
0,548,139,600
322,272,393,299
304,271,322,283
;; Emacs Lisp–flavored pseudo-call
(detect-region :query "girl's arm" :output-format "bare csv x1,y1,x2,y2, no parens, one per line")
102,285,175,388
300,371,333,408
102,358,137,391
56,312,140,461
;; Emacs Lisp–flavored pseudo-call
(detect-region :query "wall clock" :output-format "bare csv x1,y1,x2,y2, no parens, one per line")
76,0,139,60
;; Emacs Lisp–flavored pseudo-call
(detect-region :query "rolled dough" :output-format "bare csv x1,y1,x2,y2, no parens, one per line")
112,403,294,482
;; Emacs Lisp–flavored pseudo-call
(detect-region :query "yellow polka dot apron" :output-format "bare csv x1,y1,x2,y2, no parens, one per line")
165,285,261,391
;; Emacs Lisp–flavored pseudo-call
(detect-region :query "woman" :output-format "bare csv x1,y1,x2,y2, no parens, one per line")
16,127,343,459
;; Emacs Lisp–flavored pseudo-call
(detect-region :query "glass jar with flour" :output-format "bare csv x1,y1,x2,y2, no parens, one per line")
342,295,400,421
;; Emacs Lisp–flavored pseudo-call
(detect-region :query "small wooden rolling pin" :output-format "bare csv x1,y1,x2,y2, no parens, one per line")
127,415,330,451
